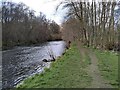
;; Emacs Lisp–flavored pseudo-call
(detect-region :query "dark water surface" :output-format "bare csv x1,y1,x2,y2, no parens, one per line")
2,41,66,89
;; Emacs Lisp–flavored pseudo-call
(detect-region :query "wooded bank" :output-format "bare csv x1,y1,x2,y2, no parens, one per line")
60,1,120,51
2,2,61,50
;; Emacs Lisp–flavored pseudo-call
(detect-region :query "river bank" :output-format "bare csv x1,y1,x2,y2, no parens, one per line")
2,41,66,89
2,39,63,51
17,42,118,88
17,43,92,88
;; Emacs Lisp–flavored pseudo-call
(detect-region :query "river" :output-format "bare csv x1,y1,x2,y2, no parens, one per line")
2,41,66,89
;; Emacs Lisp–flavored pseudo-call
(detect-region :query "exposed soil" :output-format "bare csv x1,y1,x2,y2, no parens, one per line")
77,42,113,88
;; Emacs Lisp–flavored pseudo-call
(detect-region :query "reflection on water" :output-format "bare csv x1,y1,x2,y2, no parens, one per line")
2,41,66,89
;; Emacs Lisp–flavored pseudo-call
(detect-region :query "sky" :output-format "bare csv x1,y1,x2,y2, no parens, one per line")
5,0,67,25
2,0,119,24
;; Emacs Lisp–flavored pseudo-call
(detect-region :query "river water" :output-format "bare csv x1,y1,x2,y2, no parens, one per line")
2,41,66,89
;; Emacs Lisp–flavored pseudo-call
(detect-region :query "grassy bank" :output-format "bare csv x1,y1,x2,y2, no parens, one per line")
16,43,118,88
17,43,92,88
94,49,118,88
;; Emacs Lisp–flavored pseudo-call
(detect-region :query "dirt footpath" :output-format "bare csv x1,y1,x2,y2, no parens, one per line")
77,42,113,88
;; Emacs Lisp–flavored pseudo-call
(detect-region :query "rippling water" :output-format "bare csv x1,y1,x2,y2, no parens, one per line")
2,41,66,89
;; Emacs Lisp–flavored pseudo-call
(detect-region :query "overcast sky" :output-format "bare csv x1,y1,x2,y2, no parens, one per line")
2,0,119,24
4,0,67,24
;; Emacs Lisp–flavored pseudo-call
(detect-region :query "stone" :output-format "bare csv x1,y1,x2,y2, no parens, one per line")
42,59,48,62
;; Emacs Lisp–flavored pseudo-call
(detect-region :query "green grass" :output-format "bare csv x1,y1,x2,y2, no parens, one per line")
16,43,118,88
94,49,118,88
17,43,92,88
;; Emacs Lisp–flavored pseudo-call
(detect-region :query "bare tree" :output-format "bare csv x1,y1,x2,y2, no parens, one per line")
58,0,119,51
